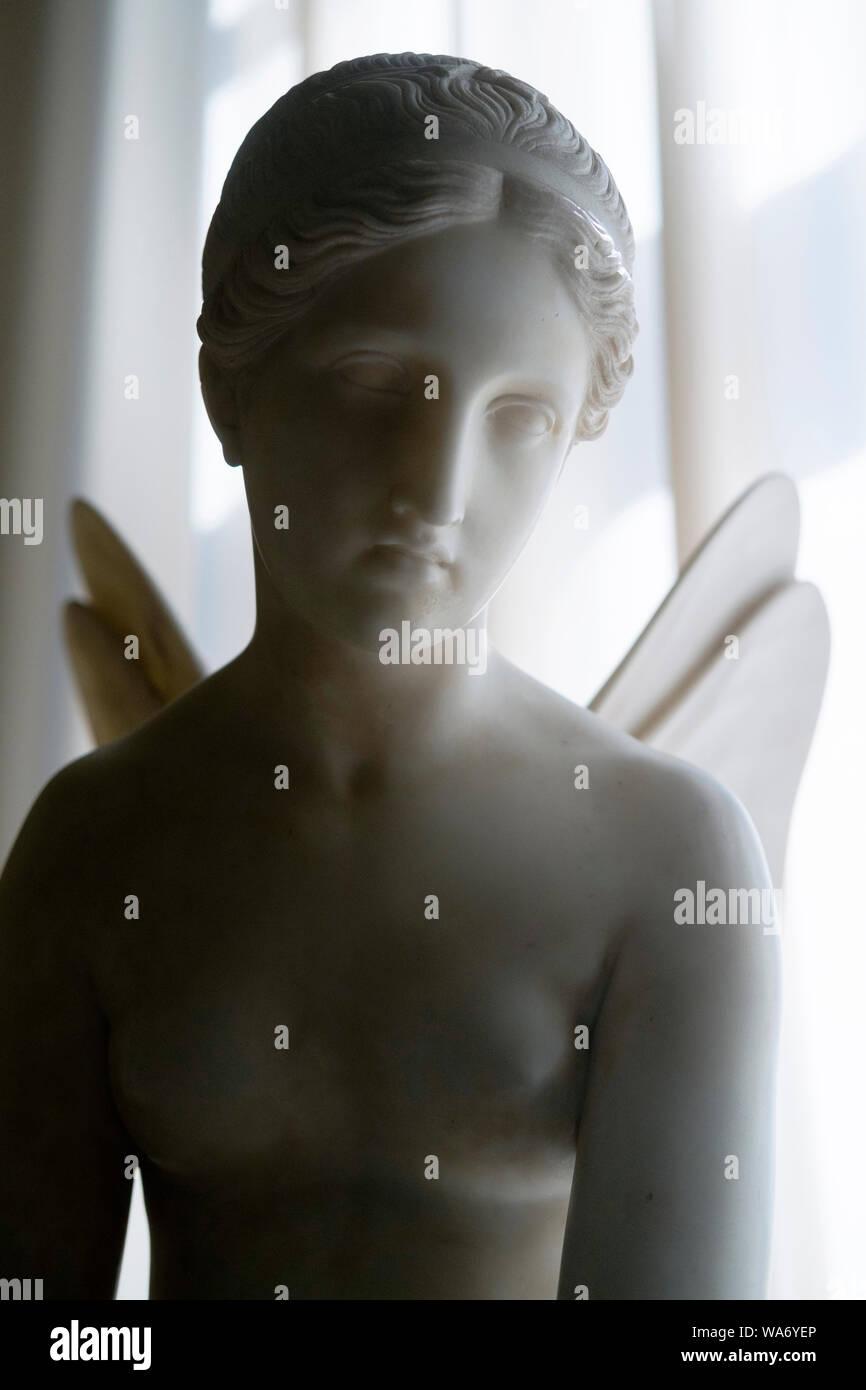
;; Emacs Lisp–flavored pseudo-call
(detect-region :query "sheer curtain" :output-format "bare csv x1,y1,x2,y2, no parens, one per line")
652,0,866,1300
1,0,860,1300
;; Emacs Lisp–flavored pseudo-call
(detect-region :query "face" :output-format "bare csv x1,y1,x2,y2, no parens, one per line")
232,219,591,649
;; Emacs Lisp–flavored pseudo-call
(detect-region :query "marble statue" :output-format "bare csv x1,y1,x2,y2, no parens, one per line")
0,52,828,1300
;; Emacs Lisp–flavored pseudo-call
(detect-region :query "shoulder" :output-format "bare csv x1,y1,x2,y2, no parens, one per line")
1,745,123,884
605,745,780,1020
493,648,761,848
5,730,156,874
493,651,776,950
625,740,768,880
624,746,773,920
0,742,137,955
0,662,239,914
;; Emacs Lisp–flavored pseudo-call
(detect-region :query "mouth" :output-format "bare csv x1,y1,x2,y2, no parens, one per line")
372,541,448,567
361,541,452,581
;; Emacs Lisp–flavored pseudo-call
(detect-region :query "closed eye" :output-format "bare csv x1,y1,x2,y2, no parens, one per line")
330,353,410,394
487,396,558,438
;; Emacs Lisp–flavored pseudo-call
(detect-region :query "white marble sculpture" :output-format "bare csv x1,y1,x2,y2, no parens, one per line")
2,53,829,1301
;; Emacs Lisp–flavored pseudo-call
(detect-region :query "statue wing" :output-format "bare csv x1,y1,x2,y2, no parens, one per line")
63,498,203,745
589,473,830,882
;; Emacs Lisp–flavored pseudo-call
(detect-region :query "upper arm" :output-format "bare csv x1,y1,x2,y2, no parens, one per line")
0,765,134,1298
558,768,781,1299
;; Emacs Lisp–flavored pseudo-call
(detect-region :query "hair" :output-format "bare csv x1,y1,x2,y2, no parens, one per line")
197,52,638,443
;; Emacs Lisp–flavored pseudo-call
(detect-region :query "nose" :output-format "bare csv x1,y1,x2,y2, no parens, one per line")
388,399,473,526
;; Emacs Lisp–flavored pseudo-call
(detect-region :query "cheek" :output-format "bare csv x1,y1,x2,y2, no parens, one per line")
471,440,564,546
242,407,384,558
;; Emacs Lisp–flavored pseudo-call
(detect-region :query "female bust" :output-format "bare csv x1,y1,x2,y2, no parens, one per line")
0,52,779,1300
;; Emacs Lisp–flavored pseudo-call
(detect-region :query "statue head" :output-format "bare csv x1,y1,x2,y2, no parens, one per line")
197,53,638,652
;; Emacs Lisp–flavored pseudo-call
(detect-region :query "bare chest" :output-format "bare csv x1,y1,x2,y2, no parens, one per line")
98,806,616,1199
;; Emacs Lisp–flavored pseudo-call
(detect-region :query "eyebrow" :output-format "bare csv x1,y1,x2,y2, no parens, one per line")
304,322,577,410
306,323,420,355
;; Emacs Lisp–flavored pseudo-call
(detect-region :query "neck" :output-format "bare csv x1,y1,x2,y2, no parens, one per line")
231,552,494,798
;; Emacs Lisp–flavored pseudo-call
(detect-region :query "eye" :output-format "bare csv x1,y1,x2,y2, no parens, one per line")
487,396,557,439
331,353,409,394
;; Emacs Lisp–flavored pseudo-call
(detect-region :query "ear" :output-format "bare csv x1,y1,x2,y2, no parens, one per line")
198,347,243,466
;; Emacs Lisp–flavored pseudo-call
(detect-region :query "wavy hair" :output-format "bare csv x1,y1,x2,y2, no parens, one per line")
197,53,638,443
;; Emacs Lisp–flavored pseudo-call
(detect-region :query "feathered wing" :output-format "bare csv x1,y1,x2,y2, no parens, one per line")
589,473,830,882
64,476,830,881
63,498,203,745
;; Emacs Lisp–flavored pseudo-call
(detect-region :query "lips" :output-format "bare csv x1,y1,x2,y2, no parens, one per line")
369,536,452,566
372,542,448,566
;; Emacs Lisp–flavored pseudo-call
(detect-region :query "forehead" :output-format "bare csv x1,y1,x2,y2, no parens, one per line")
293,221,590,392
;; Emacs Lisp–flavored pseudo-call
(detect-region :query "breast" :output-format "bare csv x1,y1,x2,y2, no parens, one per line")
107,954,586,1202
109,991,356,1180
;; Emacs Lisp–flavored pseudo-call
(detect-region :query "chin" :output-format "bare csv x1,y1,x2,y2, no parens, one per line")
322,590,485,656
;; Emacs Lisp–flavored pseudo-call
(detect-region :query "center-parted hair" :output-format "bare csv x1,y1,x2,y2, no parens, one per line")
198,52,638,442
